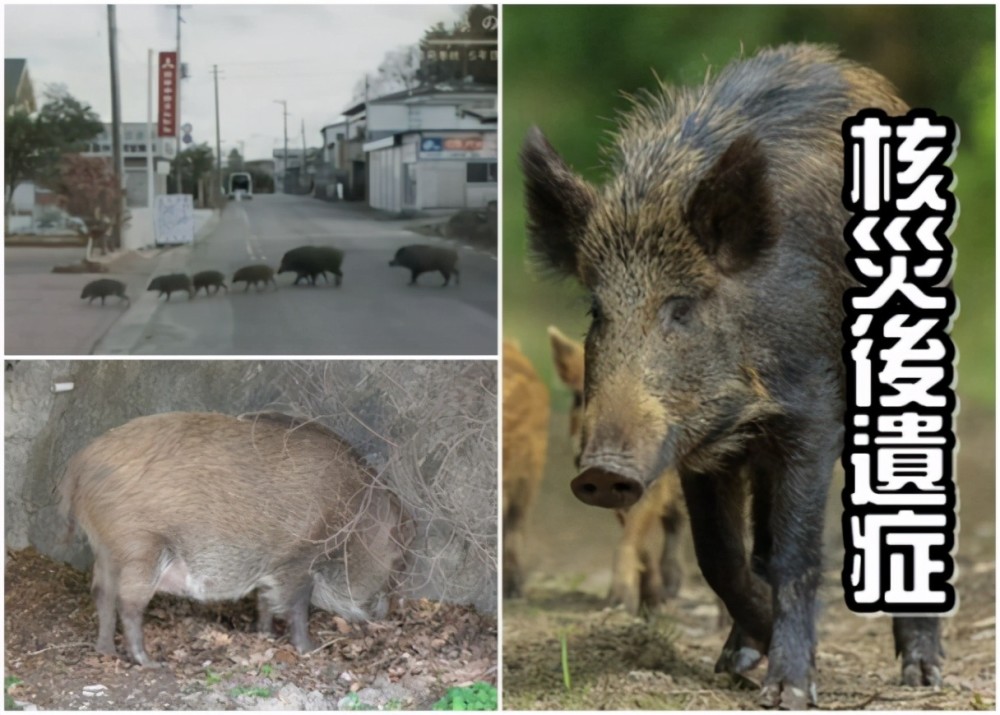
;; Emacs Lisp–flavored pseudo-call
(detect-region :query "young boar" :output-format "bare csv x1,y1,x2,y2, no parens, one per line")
232,264,278,292
192,270,228,296
389,245,460,287
147,273,193,301
278,246,345,287
501,340,550,598
81,278,130,307
59,411,412,667
522,44,941,708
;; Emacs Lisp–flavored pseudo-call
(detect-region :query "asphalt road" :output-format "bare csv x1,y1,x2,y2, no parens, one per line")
104,194,498,355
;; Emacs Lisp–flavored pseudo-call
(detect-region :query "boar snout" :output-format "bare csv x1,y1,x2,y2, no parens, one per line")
571,459,644,509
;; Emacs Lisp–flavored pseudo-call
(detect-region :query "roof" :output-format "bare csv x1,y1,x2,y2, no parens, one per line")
459,106,497,123
5,58,34,112
342,81,496,116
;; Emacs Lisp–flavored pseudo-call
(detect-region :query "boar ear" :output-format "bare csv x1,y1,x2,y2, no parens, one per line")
547,325,585,393
521,127,597,276
686,134,776,274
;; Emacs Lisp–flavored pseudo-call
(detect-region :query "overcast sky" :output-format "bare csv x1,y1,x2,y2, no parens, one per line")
5,3,469,161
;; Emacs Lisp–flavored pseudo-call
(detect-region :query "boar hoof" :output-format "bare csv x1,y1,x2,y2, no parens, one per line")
902,662,943,689
715,645,764,675
759,681,816,710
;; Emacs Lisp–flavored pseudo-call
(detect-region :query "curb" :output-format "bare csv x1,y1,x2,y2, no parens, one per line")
90,210,218,354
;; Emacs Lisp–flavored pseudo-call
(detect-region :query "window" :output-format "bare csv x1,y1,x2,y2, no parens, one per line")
466,162,497,183
124,130,133,140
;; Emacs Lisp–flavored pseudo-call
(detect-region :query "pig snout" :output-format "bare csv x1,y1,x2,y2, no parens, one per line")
571,458,644,509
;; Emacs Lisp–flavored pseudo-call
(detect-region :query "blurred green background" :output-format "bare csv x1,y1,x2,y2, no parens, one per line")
502,5,995,412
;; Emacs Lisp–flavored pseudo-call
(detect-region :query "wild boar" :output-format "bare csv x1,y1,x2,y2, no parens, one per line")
232,264,278,292
522,43,941,708
501,340,550,598
81,278,130,307
389,245,460,287
192,270,228,296
278,246,345,287
147,273,193,301
59,411,413,667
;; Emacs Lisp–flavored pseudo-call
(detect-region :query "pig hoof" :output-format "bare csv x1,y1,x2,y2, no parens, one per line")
715,646,764,675
759,681,815,710
902,662,943,689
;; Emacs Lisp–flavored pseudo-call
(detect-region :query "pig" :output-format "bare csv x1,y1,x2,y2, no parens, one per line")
59,411,413,667
522,43,942,708
147,273,193,301
232,264,278,292
501,340,550,598
81,278,130,307
192,270,228,296
389,245,460,287
278,246,345,287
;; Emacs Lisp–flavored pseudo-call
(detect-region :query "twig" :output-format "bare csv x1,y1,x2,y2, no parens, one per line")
25,642,92,656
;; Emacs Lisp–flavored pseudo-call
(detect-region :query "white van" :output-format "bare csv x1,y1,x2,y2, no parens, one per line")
228,172,253,200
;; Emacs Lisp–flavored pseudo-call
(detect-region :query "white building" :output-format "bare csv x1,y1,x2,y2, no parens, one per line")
83,122,175,208
346,83,497,213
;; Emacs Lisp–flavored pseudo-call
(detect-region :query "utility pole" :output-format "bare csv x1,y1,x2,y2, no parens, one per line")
172,4,182,193
274,100,288,193
213,64,222,205
107,5,124,252
301,118,306,193
146,48,154,213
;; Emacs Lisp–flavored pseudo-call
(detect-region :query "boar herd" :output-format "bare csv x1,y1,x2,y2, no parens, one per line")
79,243,460,307
506,43,945,709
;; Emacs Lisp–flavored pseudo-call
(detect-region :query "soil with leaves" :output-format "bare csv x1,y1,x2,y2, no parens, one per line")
503,406,996,711
5,549,496,710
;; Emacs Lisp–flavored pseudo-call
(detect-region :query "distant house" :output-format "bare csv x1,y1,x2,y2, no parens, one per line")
273,148,322,194
5,58,36,115
82,122,175,208
317,114,366,200
343,82,497,213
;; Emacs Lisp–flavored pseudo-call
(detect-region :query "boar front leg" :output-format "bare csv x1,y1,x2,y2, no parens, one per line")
681,466,773,662
758,444,835,710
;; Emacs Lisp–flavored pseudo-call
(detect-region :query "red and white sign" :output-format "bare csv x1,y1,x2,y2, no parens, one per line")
158,51,178,138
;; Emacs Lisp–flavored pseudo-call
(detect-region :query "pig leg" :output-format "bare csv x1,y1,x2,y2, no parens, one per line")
681,467,774,655
758,448,834,710
284,581,316,653
659,499,684,599
440,270,451,287
502,503,525,598
408,269,419,286
92,549,120,657
453,268,460,286
893,617,944,687
334,270,342,287
116,559,160,667
256,592,275,635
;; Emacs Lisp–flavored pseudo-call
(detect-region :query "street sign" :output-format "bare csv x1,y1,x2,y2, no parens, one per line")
181,123,193,134
158,52,178,137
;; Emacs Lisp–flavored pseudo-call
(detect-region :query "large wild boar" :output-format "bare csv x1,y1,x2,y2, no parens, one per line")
548,326,684,614
501,340,550,598
522,44,942,708
59,411,413,667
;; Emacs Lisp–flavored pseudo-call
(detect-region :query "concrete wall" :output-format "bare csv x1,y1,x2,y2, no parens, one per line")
4,360,497,613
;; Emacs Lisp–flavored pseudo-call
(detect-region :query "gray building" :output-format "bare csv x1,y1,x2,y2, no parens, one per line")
83,123,175,208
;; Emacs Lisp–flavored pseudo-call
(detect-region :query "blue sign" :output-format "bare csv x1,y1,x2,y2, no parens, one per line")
421,137,443,152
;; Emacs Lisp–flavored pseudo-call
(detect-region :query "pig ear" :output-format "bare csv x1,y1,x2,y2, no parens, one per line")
686,134,776,274
547,325,585,393
521,127,597,277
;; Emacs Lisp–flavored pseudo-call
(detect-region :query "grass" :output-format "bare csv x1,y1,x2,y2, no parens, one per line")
560,631,572,690
5,676,24,711
229,685,272,699
432,682,498,711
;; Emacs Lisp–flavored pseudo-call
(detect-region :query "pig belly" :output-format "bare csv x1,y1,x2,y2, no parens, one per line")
154,553,261,602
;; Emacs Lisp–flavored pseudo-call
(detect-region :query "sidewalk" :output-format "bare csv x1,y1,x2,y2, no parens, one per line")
4,211,217,355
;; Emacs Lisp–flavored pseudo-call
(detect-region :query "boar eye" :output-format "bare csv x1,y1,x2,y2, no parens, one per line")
660,296,694,329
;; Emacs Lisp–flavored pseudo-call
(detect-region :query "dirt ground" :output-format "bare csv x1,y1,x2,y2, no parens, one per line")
503,404,995,710
5,549,496,710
